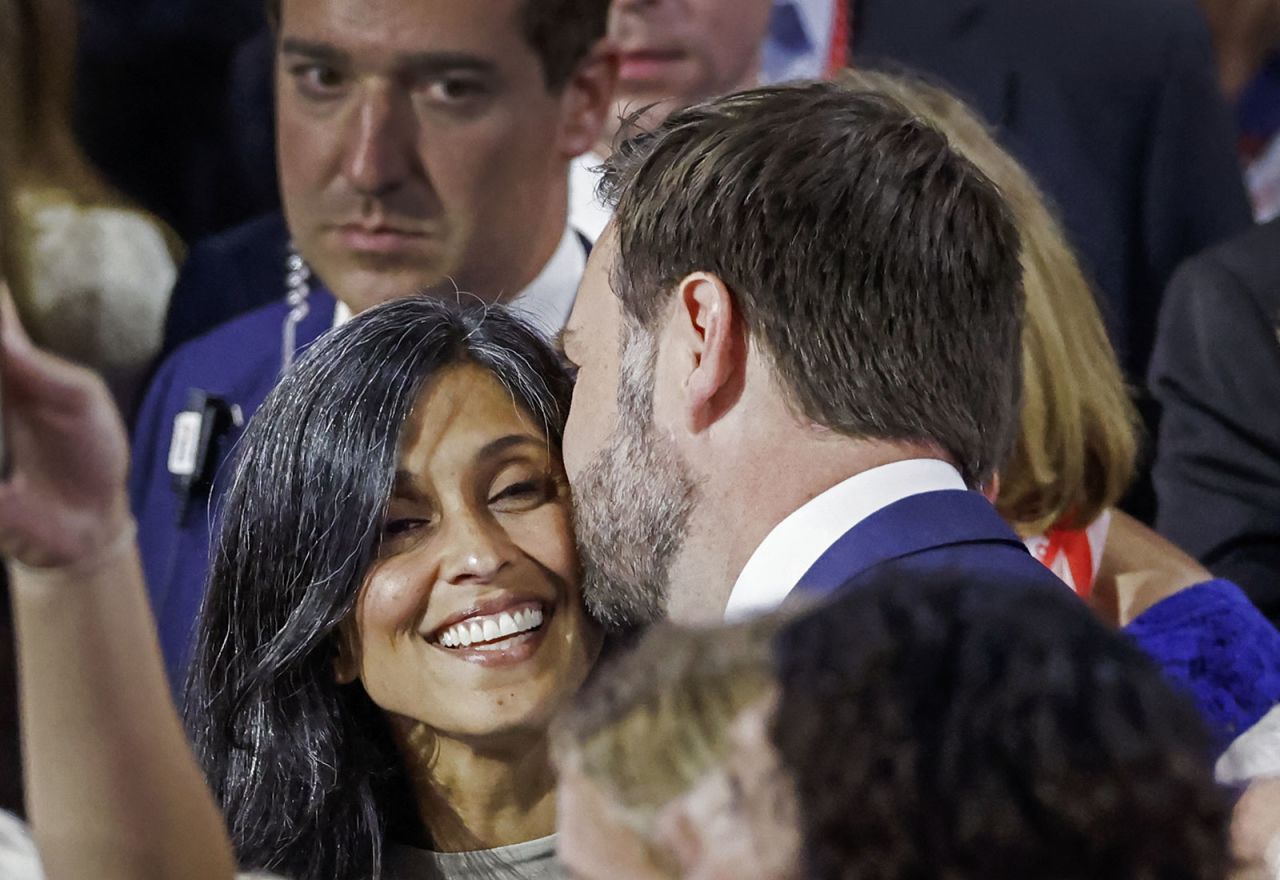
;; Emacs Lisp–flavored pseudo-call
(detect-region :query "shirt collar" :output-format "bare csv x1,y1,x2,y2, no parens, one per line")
762,0,838,83
506,225,587,337
787,0,835,51
331,226,586,336
333,298,352,328
569,152,612,243
724,458,967,620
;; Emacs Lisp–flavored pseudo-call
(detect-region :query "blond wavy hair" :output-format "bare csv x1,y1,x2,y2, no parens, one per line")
552,615,783,840
839,70,1138,535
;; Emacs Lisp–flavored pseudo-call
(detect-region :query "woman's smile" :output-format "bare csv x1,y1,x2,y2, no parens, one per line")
426,598,556,667
345,362,600,738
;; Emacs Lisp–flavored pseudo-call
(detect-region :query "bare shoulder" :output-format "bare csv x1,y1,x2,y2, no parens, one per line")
1091,510,1210,626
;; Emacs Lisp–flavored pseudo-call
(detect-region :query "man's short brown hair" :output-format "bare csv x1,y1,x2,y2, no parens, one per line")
264,0,607,91
599,81,1025,486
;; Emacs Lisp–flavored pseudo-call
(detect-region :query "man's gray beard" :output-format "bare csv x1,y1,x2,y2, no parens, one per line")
571,332,700,631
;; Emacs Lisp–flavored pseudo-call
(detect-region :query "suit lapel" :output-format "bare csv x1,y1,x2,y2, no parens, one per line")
796,489,1028,595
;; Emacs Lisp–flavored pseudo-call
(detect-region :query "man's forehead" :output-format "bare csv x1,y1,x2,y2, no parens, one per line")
279,0,525,54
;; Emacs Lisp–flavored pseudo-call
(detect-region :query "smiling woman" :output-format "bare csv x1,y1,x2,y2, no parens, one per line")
184,296,597,880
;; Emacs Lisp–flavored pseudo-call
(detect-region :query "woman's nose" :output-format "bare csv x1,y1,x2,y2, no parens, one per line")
437,513,511,585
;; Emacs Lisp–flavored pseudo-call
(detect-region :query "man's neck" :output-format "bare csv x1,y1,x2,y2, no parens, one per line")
666,434,948,624
391,719,557,853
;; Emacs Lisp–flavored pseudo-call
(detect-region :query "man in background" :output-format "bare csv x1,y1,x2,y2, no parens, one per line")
571,0,776,238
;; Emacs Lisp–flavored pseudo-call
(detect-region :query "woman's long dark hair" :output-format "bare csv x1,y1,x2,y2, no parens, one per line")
183,297,576,880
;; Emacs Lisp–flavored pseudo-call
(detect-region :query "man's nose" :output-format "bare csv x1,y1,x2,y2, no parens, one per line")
342,84,414,199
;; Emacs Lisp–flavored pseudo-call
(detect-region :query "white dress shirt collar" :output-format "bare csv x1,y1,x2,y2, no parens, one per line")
761,0,838,83
568,152,612,243
724,458,967,619
332,225,586,337
506,224,588,337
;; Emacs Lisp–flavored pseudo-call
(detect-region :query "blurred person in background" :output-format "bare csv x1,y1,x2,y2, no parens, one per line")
1150,219,1280,630
554,615,796,880
73,0,278,241
1198,0,1280,221
133,0,616,690
570,0,777,239
762,0,1251,393
157,0,614,356
555,575,1243,880
1,0,182,419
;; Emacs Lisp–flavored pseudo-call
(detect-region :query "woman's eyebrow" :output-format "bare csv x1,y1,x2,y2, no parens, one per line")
477,434,544,460
391,470,431,501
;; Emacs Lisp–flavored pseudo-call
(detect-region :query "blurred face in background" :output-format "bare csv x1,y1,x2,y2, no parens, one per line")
1197,0,1280,97
602,0,773,144
275,0,610,312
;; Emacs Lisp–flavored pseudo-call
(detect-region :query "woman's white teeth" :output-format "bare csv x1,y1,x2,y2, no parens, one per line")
438,607,544,648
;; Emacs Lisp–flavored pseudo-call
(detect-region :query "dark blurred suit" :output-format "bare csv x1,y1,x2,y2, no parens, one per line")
1149,219,1280,625
158,212,290,359
75,0,278,241
848,0,1251,381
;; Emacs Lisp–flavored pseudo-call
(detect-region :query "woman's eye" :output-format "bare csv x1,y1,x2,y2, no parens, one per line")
490,481,539,502
382,518,427,537
488,479,552,511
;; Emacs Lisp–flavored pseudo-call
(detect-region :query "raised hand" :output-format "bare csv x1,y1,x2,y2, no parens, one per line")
0,285,131,569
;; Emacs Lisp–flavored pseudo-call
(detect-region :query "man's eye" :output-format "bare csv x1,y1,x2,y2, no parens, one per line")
291,64,346,96
423,76,487,104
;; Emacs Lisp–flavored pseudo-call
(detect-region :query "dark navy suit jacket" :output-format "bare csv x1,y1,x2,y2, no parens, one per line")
159,212,293,360
794,489,1066,599
130,287,338,689
794,489,1280,755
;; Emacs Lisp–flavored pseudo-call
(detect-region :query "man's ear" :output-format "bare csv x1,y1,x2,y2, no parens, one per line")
670,271,746,433
557,37,620,158
982,472,1001,503
332,626,361,686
